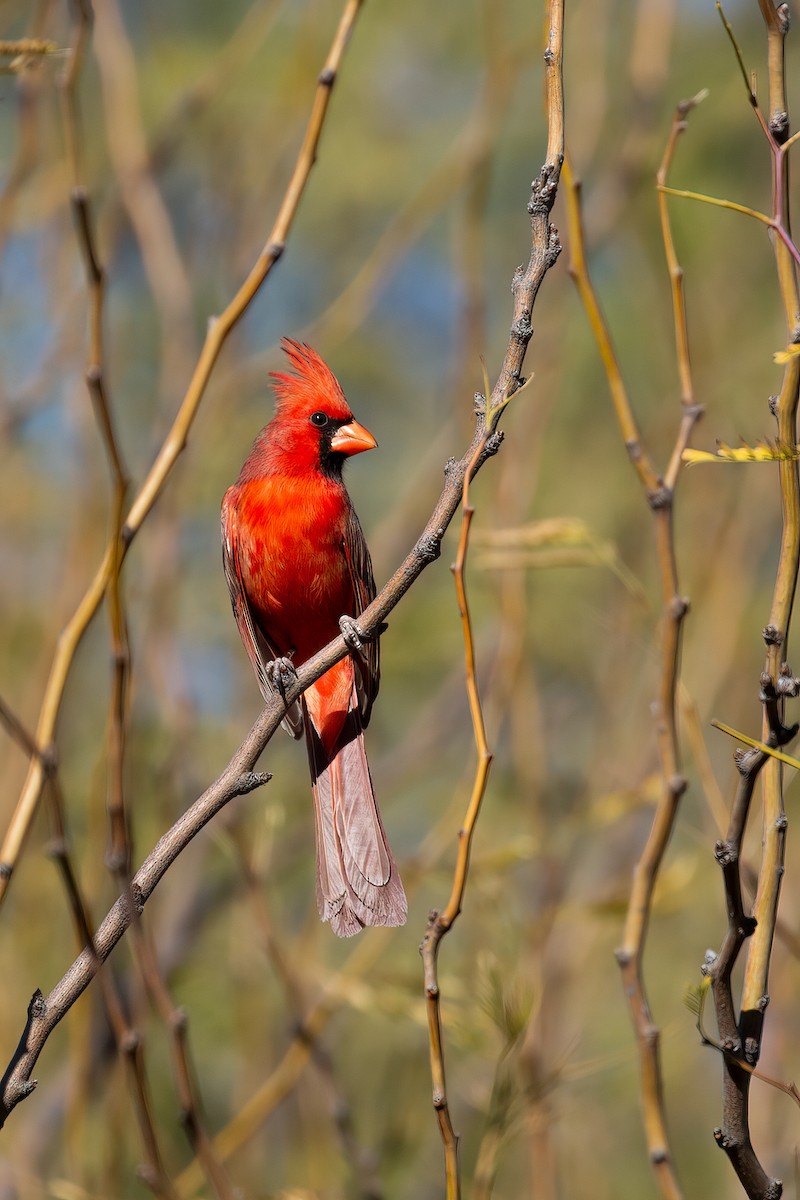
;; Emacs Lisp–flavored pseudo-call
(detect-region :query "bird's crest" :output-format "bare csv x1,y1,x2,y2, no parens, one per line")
270,339,351,420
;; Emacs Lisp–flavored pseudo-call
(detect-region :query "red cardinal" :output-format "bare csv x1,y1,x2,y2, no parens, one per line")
221,339,407,936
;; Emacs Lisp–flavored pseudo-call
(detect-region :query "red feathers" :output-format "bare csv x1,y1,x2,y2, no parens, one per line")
270,339,351,419
221,340,407,936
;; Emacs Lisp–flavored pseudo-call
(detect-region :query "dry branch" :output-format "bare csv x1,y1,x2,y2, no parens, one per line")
564,88,706,1200
705,6,800,1197
418,4,563,1197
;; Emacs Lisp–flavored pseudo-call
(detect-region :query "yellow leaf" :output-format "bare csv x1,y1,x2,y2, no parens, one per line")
683,440,800,465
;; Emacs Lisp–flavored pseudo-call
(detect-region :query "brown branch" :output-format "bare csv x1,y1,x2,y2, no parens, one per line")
420,439,492,1200
49,11,186,1194
757,0,789,142
707,678,796,1200
564,90,708,1200
656,94,707,490
700,7,800,1197
742,0,800,1044
564,163,660,495
418,4,564,1196
0,0,366,910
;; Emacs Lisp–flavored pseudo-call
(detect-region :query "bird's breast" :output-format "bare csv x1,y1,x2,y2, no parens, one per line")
234,475,354,662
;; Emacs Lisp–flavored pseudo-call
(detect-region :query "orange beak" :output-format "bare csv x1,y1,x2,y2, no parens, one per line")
330,419,377,457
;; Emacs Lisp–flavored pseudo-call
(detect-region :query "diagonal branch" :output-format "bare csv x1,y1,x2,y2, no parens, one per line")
0,377,509,1126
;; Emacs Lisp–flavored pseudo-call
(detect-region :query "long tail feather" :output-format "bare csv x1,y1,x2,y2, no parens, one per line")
305,704,407,937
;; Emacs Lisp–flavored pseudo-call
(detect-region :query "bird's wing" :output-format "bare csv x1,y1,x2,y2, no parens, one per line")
341,506,380,725
221,491,303,738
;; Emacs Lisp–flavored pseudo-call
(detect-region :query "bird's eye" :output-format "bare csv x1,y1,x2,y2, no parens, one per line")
310,411,329,428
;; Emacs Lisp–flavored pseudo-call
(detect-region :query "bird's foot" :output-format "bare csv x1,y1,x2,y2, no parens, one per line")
339,616,389,654
265,656,298,701
339,615,366,653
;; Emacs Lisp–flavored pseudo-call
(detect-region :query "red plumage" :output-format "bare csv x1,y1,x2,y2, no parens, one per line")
221,339,407,936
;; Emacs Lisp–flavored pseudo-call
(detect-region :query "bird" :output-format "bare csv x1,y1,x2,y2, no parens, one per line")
221,339,407,936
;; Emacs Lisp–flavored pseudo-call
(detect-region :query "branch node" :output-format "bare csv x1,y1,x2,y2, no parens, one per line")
416,532,442,564
744,1036,759,1064
647,485,672,511
41,742,59,773
236,770,272,795
734,747,760,774
701,949,717,975
763,624,783,646
669,596,689,620
546,224,562,266
668,772,687,797
318,66,336,88
170,1006,188,1034
528,162,560,216
511,314,533,344
121,1028,141,1055
10,1079,37,1103
715,839,736,866
776,663,800,695
770,110,789,141
443,456,458,476
481,431,504,459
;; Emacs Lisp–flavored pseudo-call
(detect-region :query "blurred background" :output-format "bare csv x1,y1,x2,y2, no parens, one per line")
1,0,799,1196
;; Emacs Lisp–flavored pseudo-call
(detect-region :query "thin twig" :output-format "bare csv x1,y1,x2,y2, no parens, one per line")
420,436,494,1200
707,678,796,1200
418,5,564,1196
657,184,800,270
564,88,706,1199
705,6,800,1196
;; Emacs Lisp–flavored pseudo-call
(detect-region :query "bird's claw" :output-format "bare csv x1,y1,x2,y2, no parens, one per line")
265,656,297,700
339,615,365,654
